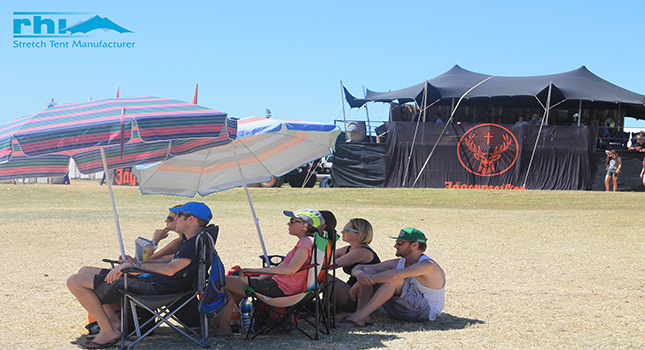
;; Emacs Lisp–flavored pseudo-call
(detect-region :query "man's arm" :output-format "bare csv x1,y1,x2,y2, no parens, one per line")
352,259,398,275
355,260,435,286
148,237,182,260
370,260,435,284
105,257,190,283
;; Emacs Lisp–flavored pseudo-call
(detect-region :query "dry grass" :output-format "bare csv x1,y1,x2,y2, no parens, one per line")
0,181,643,349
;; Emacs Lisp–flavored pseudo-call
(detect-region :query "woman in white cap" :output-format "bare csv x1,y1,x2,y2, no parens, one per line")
215,208,324,336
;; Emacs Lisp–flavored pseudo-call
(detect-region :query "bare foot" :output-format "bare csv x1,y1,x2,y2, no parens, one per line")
88,329,121,345
212,328,234,337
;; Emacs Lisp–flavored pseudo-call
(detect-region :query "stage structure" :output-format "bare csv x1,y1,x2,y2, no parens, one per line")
336,65,645,190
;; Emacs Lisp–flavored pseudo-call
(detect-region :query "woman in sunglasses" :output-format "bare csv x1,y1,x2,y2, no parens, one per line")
334,218,380,315
216,208,324,336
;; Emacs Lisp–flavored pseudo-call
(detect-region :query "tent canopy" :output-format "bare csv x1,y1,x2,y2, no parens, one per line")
345,65,645,117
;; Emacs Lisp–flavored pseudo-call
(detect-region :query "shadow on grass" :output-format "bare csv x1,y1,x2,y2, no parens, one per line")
65,313,484,349
421,312,485,331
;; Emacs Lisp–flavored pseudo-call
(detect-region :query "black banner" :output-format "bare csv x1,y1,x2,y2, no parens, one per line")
384,122,597,190
332,139,387,188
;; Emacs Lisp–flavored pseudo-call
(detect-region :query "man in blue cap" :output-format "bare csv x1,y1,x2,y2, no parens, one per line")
67,202,213,349
338,227,445,327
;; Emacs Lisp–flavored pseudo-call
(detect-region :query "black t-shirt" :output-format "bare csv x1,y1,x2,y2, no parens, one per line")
149,233,199,294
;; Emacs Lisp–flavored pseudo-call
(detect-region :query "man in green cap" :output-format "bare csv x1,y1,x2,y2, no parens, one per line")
338,227,445,327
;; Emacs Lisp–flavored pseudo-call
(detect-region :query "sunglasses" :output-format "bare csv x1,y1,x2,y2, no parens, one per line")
342,226,358,233
395,240,410,246
289,218,305,225
176,212,193,219
165,216,175,222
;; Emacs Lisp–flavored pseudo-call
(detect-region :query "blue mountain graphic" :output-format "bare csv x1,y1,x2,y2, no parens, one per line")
61,15,133,34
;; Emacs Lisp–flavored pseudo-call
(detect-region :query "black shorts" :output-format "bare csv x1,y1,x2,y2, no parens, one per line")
93,269,158,304
247,276,286,297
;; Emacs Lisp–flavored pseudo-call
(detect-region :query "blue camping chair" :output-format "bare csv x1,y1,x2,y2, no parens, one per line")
119,227,229,349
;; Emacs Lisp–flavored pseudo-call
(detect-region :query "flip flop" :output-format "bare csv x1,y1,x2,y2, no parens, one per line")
337,319,368,328
336,316,373,326
79,339,119,349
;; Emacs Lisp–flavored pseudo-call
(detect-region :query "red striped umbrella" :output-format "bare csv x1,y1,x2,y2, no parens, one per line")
0,96,236,258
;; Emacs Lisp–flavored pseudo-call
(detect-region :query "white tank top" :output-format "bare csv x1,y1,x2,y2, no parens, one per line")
396,255,445,316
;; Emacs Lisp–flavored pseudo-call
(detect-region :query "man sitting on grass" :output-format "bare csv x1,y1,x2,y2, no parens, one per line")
339,227,445,327
67,202,212,349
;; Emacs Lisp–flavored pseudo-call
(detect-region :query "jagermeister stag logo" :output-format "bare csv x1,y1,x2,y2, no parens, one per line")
457,124,518,177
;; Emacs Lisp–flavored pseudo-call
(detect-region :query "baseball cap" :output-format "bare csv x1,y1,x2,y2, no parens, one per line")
390,227,427,243
283,208,325,229
170,202,212,222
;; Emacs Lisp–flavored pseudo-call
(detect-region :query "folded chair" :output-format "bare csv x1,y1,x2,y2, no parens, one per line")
244,232,335,340
119,226,228,349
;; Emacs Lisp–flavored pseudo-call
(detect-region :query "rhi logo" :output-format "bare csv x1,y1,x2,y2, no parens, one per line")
13,12,132,37
457,124,518,177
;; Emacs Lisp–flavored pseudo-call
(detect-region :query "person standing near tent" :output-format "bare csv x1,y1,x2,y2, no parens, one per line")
604,150,622,192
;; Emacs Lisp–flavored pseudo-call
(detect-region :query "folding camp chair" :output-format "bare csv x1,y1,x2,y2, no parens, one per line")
243,232,335,340
119,226,228,349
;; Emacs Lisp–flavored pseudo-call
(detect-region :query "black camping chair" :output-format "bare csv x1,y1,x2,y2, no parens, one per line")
243,232,335,340
118,226,228,349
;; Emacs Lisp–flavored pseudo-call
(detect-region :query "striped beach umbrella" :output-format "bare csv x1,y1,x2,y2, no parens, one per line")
135,116,340,261
0,96,236,258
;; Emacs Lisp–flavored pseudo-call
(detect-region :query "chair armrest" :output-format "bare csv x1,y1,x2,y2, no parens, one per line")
259,255,285,267
102,259,119,268
121,267,147,275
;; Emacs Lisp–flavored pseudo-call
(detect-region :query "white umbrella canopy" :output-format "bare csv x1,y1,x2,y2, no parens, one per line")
135,116,340,262
135,117,340,196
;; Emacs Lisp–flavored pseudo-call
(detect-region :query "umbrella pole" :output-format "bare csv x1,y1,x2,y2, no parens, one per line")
99,146,127,260
231,145,270,265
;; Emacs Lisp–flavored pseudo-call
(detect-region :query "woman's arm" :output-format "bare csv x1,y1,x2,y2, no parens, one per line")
243,247,310,276
335,247,375,268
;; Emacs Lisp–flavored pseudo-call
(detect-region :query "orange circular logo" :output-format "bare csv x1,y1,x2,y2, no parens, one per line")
457,124,518,177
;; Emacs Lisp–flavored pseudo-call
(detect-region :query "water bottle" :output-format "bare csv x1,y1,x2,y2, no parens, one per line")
230,304,241,335
240,298,254,333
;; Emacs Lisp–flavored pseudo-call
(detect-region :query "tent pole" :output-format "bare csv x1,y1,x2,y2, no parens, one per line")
340,80,348,140
412,76,494,187
523,82,552,188
450,98,456,121
231,144,270,265
364,105,372,141
578,100,582,126
99,146,126,260
402,81,428,187
618,103,622,130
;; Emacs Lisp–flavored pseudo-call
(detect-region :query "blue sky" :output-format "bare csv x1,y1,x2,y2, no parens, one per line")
3,0,645,128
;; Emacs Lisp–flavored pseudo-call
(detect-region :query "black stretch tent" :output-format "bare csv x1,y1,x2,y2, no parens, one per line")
345,65,645,117
336,66,645,190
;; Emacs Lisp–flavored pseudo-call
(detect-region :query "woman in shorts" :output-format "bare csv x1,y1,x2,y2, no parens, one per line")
216,209,324,336
604,150,622,192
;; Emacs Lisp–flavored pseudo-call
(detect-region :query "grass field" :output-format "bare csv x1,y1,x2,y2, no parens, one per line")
0,180,643,349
